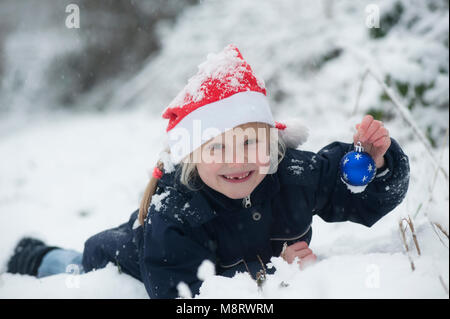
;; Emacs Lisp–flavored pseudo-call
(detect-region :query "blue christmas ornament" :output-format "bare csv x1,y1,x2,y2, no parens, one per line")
340,141,376,186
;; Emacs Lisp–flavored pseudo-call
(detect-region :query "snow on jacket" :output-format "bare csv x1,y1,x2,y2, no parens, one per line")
81,138,410,298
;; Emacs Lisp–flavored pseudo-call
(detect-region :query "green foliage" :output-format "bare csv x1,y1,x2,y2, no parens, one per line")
374,76,439,147
426,125,437,147
367,108,385,121
308,48,343,72
396,81,409,97
382,75,435,110
368,0,447,149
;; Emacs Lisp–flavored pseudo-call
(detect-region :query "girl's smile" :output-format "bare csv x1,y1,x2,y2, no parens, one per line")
220,170,255,183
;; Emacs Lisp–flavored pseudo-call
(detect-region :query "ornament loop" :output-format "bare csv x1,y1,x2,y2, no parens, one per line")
355,141,364,153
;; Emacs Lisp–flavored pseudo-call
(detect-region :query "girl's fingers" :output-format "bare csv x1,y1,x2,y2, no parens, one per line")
373,135,390,148
289,241,308,251
295,248,313,258
285,246,313,263
355,115,375,143
283,241,316,265
367,127,388,144
361,120,382,143
287,248,313,263
359,115,374,138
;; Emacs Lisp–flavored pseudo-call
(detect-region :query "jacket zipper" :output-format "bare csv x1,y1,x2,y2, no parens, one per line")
242,195,252,208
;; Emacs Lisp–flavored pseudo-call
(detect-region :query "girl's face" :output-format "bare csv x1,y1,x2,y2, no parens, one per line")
195,122,271,199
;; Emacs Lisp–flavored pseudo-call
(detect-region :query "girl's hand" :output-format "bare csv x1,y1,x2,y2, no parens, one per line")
353,115,391,168
280,241,317,270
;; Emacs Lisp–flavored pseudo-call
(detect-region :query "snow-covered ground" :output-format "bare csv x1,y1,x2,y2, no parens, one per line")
0,109,447,299
0,0,448,298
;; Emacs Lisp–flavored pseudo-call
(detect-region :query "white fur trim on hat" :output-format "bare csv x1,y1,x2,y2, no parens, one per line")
166,91,275,164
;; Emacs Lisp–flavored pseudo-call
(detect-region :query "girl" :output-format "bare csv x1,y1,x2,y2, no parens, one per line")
6,44,410,299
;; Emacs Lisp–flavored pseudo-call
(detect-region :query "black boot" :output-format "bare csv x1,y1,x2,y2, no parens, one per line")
7,237,59,276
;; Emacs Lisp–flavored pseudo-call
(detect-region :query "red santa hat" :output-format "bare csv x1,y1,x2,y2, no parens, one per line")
161,44,308,164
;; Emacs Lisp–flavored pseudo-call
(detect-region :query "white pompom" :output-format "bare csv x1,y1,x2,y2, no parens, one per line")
278,118,309,149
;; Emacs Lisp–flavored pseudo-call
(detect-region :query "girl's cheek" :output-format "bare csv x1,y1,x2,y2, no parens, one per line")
198,163,218,180
254,143,271,166
209,164,224,179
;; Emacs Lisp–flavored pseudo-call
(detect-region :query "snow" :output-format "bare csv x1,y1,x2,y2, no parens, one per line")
197,253,445,299
177,282,192,299
0,111,446,299
0,0,448,299
343,180,368,194
0,263,148,299
197,260,216,281
158,148,176,174
376,168,390,177
150,190,171,212
132,218,141,230
287,165,305,176
164,43,266,113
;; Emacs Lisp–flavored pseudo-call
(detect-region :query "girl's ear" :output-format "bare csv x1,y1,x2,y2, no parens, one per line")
277,118,309,149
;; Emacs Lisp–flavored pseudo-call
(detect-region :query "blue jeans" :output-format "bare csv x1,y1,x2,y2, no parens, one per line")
37,248,85,278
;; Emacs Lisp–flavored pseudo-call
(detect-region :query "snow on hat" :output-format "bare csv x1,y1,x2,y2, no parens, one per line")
161,44,308,164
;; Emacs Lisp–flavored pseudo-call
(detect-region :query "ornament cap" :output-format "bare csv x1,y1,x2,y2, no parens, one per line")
355,141,364,153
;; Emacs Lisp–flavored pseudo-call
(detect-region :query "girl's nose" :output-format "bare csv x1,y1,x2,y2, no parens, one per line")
225,147,248,164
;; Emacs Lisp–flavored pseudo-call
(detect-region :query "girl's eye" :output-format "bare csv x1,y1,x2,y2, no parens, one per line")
210,143,223,150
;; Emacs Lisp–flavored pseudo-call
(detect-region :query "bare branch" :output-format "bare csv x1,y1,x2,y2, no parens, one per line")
439,275,449,295
434,223,449,240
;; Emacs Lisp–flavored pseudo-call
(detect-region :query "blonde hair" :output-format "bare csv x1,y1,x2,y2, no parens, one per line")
138,128,287,226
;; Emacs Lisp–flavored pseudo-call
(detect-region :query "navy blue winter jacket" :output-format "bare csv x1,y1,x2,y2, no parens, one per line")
81,138,410,299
